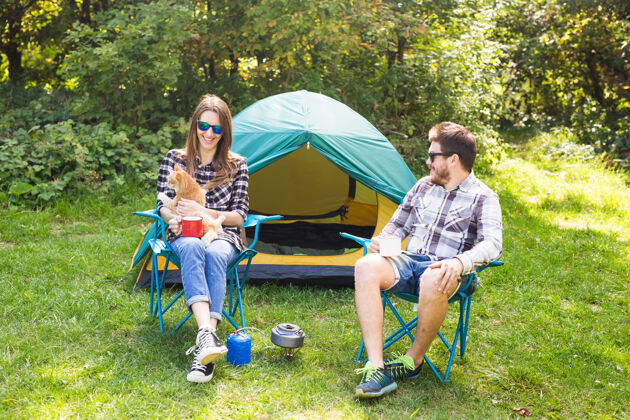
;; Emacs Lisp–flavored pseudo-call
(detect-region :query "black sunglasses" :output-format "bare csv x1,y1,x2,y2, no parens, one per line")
428,152,455,162
197,120,223,134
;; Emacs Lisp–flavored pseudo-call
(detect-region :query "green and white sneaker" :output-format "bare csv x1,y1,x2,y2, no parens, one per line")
354,361,397,398
384,354,423,381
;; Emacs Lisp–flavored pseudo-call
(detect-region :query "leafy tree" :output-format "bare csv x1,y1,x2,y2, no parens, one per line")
493,0,629,155
61,0,196,129
0,0,120,85
0,0,49,82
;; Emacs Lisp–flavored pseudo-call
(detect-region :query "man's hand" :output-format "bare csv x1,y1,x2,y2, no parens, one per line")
368,235,381,253
428,258,464,295
168,215,182,236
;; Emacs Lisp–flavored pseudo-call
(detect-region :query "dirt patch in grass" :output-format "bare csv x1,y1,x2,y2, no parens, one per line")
50,221,95,237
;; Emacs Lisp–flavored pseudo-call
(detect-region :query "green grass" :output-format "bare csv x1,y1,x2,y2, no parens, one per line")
1,133,628,419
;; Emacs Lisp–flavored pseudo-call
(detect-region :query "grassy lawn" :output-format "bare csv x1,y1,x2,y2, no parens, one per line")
1,133,628,419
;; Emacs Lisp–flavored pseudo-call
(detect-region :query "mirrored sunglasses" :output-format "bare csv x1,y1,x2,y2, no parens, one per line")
197,120,222,134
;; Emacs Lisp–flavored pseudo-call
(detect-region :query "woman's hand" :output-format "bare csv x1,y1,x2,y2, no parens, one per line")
175,198,207,217
168,215,182,236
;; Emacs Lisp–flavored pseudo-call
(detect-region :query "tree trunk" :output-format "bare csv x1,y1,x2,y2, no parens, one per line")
229,52,239,77
80,0,91,24
7,43,23,83
208,57,216,79
584,51,610,109
6,5,25,83
396,36,406,64
206,0,216,80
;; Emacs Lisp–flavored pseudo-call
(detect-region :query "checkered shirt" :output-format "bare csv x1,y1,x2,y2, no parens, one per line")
156,149,249,251
381,172,503,275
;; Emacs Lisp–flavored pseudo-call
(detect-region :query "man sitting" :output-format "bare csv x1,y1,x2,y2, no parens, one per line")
353,121,503,398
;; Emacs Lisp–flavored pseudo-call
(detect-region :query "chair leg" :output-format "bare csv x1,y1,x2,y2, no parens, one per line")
355,340,366,363
155,276,164,335
235,275,245,328
357,292,472,383
155,254,175,335
460,295,472,357
170,312,192,334
147,249,258,335
150,253,158,317
423,355,445,382
152,254,166,334
443,323,461,382
441,296,475,382
223,252,255,331
221,274,246,330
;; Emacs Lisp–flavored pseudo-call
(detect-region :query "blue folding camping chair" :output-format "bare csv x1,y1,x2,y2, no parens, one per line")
134,209,281,334
341,232,503,382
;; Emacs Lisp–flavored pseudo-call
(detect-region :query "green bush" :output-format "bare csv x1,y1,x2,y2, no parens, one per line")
0,119,185,205
0,84,74,131
569,103,630,168
473,127,507,175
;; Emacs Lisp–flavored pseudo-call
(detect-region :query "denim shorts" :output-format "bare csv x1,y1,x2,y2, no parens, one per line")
385,252,464,298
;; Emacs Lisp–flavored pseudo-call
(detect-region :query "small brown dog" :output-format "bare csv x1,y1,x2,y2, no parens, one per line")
158,165,225,245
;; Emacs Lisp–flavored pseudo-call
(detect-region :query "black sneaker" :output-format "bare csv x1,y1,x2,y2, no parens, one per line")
353,361,397,398
186,326,228,366
384,354,423,381
187,357,215,383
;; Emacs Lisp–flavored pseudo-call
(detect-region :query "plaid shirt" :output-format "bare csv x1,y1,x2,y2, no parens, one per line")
381,172,502,275
156,149,249,251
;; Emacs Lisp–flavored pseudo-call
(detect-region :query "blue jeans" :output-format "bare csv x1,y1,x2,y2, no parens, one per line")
170,237,238,323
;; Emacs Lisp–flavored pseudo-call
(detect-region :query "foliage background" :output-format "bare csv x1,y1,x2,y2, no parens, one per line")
2,0,627,204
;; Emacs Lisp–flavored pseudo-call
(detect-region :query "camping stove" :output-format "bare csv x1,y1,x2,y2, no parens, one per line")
270,323,305,356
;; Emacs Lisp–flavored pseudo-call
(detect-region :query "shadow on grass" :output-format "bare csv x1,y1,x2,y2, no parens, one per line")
465,186,629,417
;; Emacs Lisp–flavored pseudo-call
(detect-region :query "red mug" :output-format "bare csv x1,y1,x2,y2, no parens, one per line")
181,216,203,237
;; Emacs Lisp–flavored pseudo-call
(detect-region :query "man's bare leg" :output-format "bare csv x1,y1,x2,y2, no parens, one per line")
354,254,396,368
406,267,456,367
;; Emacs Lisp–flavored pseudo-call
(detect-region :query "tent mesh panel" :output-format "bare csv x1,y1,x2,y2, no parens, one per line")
245,221,374,256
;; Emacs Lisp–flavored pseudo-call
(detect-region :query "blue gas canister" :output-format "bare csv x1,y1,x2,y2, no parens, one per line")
226,330,251,366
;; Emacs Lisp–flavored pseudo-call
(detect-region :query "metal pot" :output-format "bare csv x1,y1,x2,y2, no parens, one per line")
271,323,305,349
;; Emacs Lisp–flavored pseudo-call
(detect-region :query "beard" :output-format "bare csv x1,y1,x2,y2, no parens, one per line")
429,165,451,187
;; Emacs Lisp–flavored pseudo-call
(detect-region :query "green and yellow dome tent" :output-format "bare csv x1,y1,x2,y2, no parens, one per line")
231,90,416,285
131,90,416,287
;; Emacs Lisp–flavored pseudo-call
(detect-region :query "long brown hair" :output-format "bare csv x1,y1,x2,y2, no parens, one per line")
183,94,240,188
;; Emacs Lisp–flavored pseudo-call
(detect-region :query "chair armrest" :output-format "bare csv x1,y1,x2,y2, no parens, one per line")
135,209,169,241
245,214,282,250
457,260,504,297
134,209,161,222
475,260,504,274
148,238,170,255
340,233,372,256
